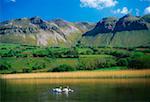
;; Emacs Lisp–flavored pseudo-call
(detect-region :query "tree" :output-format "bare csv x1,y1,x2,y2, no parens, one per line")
32,62,46,70
52,64,75,72
33,49,49,57
65,48,79,58
22,68,32,73
128,55,150,69
0,61,11,70
117,58,129,66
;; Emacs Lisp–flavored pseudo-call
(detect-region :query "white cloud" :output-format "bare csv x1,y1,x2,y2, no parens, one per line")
80,0,118,10
9,0,16,2
144,6,150,14
120,7,129,14
112,7,130,15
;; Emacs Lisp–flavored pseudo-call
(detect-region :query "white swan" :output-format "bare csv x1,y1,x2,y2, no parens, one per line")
62,86,74,92
52,86,74,93
52,87,62,93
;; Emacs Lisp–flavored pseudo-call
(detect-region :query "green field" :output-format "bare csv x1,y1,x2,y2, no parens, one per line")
0,43,150,74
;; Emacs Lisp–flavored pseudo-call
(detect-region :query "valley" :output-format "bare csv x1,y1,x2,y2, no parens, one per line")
0,14,150,74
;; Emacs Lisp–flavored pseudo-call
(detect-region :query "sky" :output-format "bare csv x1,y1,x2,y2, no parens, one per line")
0,0,150,22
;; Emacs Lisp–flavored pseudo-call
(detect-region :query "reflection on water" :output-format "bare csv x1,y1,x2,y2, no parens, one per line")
0,78,150,102
51,91,70,100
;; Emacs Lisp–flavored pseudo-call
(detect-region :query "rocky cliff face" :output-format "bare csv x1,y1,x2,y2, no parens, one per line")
0,14,150,47
84,17,117,36
114,14,149,32
84,14,150,36
0,17,94,46
0,18,39,34
81,14,150,48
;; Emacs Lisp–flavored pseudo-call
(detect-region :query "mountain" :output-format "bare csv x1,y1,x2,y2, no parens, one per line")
141,14,150,23
114,14,149,32
84,17,118,36
0,17,94,46
0,14,150,48
81,14,150,48
75,22,95,33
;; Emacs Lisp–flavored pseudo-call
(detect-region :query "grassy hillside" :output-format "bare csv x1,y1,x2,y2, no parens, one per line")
81,14,150,48
0,43,150,74
110,30,150,48
80,33,113,47
0,17,95,47
0,32,82,47
80,30,150,48
0,34,37,45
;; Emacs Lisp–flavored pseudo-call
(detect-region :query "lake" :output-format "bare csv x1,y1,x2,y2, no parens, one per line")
0,78,150,102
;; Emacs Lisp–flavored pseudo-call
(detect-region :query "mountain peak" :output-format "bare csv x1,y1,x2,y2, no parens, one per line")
52,18,65,21
0,16,95,46
120,14,140,22
124,13,132,17
84,14,150,36
84,17,118,36
114,14,148,32
30,16,44,24
102,17,118,21
51,18,70,27
30,16,41,19
0,15,150,47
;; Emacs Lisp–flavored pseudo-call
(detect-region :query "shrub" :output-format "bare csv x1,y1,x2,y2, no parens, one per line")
47,68,53,72
0,49,23,57
16,54,27,58
64,48,79,58
96,58,117,68
78,58,98,70
76,63,85,70
32,62,46,70
131,52,144,58
111,50,130,58
52,64,75,72
86,50,93,55
142,50,150,53
78,57,117,70
22,68,32,73
33,49,49,57
0,61,11,70
11,70,18,74
128,55,150,69
117,58,129,66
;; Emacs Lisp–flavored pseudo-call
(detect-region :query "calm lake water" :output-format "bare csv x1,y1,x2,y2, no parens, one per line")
0,78,150,102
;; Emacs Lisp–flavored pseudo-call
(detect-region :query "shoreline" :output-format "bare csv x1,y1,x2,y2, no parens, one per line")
1,69,150,79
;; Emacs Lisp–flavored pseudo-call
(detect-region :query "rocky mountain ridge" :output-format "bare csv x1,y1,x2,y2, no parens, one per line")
0,16,94,46
0,14,150,47
81,14,150,48
84,14,150,36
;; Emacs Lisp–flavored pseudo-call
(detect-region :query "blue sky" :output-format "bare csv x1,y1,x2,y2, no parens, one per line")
0,0,150,22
